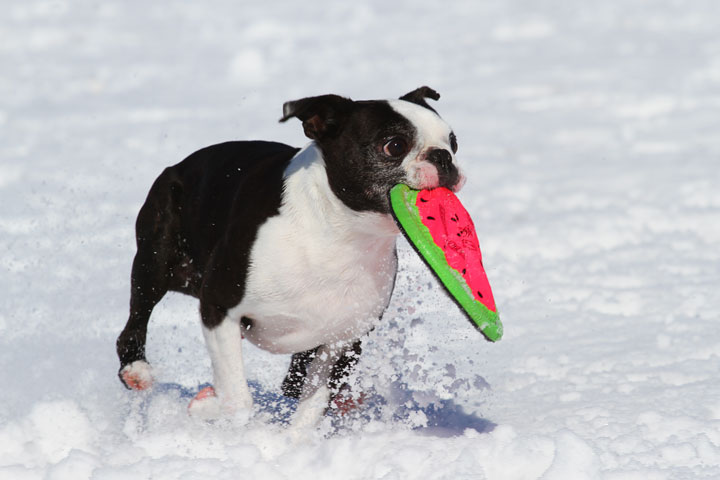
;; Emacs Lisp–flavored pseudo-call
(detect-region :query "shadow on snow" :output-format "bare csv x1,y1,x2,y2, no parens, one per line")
125,379,495,437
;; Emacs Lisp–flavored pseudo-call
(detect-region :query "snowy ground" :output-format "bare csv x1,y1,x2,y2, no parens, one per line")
2,0,720,478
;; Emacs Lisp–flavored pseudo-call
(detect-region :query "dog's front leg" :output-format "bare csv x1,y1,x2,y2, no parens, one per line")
189,313,253,419
290,344,342,430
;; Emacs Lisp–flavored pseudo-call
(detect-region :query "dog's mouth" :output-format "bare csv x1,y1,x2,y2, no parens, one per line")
406,162,465,193
447,172,466,192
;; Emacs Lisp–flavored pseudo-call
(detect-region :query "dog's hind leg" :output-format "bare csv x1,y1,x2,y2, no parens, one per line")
116,249,168,390
116,174,182,390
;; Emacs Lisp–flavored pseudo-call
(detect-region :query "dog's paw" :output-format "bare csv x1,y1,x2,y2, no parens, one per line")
187,386,253,423
119,360,153,390
188,386,222,419
330,391,365,416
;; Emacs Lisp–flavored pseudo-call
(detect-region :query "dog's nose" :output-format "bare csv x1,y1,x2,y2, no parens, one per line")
427,148,453,172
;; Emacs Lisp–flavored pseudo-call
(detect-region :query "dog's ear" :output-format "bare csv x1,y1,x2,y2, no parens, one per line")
399,86,441,113
279,94,354,140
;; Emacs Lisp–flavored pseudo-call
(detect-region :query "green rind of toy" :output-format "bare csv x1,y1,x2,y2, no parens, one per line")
389,184,503,342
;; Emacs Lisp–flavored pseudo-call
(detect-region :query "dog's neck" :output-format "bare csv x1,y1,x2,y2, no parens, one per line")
282,143,399,238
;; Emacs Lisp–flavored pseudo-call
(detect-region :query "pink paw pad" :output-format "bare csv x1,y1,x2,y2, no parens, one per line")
331,391,365,416
120,361,153,390
188,386,216,411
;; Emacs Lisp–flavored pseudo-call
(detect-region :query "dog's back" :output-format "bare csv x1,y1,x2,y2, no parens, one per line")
138,141,298,293
117,141,298,369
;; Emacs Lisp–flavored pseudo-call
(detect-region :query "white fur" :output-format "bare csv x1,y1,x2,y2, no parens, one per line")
119,360,153,388
199,104,459,426
200,144,399,426
187,389,222,420
229,143,399,354
388,99,465,191
200,319,253,413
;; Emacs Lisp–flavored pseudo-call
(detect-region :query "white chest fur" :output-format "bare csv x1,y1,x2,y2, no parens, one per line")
230,144,399,354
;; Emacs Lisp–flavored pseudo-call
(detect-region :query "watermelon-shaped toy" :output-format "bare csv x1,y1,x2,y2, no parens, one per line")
389,184,502,342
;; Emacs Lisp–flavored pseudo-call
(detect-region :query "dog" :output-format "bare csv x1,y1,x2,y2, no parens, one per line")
116,86,464,428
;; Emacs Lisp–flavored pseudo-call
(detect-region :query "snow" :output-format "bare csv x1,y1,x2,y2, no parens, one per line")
2,0,720,478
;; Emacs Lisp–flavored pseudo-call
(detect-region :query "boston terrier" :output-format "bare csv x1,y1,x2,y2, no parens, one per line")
116,86,464,428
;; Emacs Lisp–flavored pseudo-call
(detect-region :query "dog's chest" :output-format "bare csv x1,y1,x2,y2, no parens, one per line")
231,147,399,353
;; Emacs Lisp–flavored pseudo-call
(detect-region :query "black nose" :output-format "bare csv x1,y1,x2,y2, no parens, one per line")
427,148,453,172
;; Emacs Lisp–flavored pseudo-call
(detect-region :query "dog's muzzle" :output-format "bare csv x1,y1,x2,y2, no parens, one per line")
427,148,462,191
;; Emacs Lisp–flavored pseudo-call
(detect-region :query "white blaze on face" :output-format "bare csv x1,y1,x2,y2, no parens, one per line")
387,99,463,191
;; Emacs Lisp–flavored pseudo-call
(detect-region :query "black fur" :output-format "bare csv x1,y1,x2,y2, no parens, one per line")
279,94,354,140
117,88,453,408
399,86,441,113
281,98,421,213
277,87,455,213
281,347,320,399
321,101,419,213
328,340,363,392
427,148,460,187
116,141,298,368
280,340,363,400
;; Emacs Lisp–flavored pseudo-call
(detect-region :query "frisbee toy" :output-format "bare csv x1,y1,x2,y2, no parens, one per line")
389,184,502,341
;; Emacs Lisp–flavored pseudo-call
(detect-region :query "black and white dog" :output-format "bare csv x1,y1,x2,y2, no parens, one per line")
116,87,464,428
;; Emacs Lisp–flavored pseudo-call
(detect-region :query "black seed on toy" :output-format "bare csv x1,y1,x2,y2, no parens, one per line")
427,216,435,220
477,291,484,298
462,268,467,274
420,198,429,202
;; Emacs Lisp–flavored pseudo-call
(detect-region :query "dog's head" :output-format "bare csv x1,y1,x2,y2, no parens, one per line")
280,86,465,214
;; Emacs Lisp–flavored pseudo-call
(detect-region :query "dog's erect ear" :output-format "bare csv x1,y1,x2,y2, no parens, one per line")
399,86,441,113
279,94,354,140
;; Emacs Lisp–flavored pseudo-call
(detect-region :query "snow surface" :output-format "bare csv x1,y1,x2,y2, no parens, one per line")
2,0,720,478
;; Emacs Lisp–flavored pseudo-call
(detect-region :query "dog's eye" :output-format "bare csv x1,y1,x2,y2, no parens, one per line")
450,132,458,154
383,137,409,157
